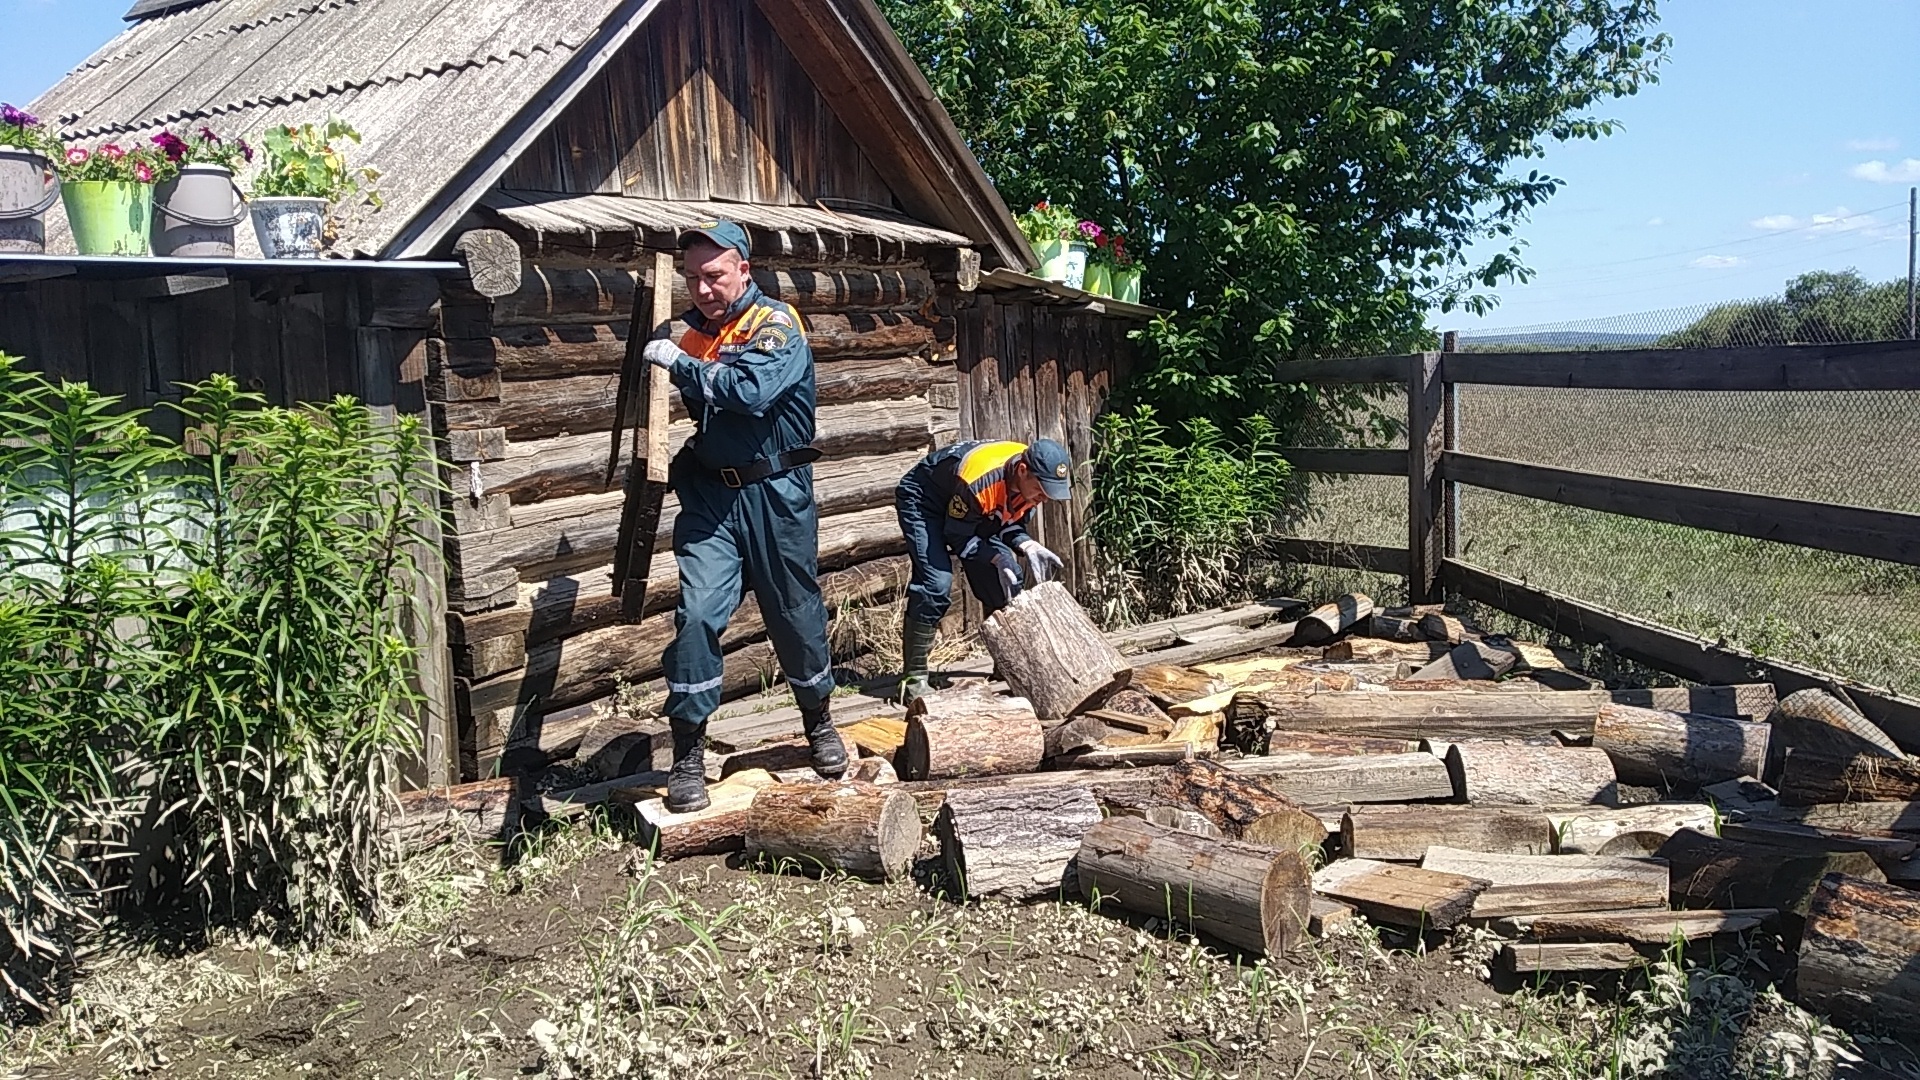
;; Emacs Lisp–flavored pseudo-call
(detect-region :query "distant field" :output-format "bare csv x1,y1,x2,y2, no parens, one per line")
1283,386,1920,697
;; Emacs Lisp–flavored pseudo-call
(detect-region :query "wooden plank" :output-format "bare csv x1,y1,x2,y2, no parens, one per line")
607,34,667,200
1312,857,1486,930
1441,559,1920,752
742,2,797,204
1494,908,1776,945
1275,354,1417,386
1421,846,1669,918
1443,340,1920,392
1265,538,1410,576
1502,942,1645,974
1407,353,1444,602
1278,448,1407,476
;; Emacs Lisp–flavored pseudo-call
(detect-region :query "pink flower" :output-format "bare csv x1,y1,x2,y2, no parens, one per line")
100,143,125,160
1076,220,1103,240
133,162,152,182
65,147,88,164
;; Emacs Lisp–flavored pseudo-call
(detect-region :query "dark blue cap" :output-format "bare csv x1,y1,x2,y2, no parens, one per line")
1025,438,1072,500
678,220,751,260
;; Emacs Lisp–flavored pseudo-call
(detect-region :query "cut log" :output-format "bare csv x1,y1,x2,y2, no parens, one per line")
1364,615,1425,643
838,717,908,759
1077,816,1312,956
1778,750,1920,806
1798,873,1920,1025
1150,759,1328,857
1419,612,1466,644
1446,740,1618,806
1502,942,1644,974
1131,664,1224,707
1342,806,1553,862
1227,689,1608,741
1055,742,1209,769
1098,788,1223,838
1420,846,1669,918
1309,896,1356,937
393,778,519,852
1609,684,1778,720
1265,732,1418,757
1324,637,1450,664
1044,715,1113,759
1408,640,1518,682
1225,752,1456,805
1547,804,1718,856
1656,828,1886,921
1288,593,1375,646
899,687,1045,781
1779,801,1920,836
935,786,1103,901
1592,703,1770,788
633,769,780,859
1311,857,1487,931
744,782,922,883
1773,688,1903,760
1718,820,1917,862
1493,907,1775,945
981,582,1132,719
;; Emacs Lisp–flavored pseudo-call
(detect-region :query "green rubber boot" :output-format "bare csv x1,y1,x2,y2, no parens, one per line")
899,619,938,707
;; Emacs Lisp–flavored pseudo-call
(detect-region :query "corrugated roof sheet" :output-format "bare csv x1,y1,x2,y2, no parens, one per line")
27,0,626,257
481,191,973,248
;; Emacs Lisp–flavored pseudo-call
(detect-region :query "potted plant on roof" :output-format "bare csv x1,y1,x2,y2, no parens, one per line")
1109,231,1142,304
248,119,380,258
1018,201,1095,289
150,126,251,257
1084,224,1115,296
56,139,176,256
0,103,61,254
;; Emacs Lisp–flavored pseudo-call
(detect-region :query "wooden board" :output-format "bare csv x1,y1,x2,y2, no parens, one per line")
1493,908,1775,945
1420,846,1669,919
1502,942,1645,974
1311,857,1486,931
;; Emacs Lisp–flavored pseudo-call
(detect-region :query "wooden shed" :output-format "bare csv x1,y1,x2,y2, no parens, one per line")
7,0,1157,784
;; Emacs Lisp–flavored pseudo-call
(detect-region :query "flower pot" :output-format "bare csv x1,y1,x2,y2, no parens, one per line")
1113,267,1143,305
0,149,59,254
1038,241,1090,289
62,180,153,256
1083,262,1112,296
250,195,329,259
153,164,246,257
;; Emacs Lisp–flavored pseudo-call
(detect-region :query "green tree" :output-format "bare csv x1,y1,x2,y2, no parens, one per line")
882,0,1667,426
1660,269,1909,348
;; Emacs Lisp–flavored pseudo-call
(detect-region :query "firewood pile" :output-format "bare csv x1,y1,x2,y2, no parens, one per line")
407,583,1920,1026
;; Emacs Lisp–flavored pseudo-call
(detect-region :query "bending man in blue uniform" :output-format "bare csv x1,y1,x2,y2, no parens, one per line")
893,439,1072,705
642,221,844,812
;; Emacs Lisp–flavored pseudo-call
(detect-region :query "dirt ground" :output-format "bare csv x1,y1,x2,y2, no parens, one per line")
4,815,1913,1080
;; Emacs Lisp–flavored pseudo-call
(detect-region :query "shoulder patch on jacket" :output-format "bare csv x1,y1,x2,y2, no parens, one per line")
753,325,792,351
765,308,793,328
947,494,969,519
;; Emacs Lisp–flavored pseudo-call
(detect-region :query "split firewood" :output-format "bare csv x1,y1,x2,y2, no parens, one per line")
1419,612,1466,645
1043,715,1112,759
393,777,519,853
1772,688,1903,760
1288,593,1375,646
1446,740,1618,806
1342,806,1553,862
1797,873,1920,1025
1323,637,1448,664
1493,908,1775,945
1408,640,1519,682
1100,688,1172,723
899,686,1045,781
1146,759,1328,856
634,769,780,860
1420,846,1669,919
1591,703,1770,788
1656,828,1885,925
1083,710,1173,738
1502,942,1645,974
1266,732,1418,757
981,581,1132,719
838,717,908,758
1364,615,1425,643
1194,656,1308,682
1227,689,1608,742
770,757,897,787
745,781,922,883
1311,857,1487,931
1131,663,1224,708
1309,896,1357,937
1778,749,1920,806
1224,752,1456,804
935,785,1103,902
1077,816,1312,956
1546,803,1717,856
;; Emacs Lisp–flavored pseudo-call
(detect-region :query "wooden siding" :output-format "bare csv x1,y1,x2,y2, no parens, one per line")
499,0,895,210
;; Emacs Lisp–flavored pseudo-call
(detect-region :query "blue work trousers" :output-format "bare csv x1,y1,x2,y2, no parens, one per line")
663,460,834,725
895,462,1024,626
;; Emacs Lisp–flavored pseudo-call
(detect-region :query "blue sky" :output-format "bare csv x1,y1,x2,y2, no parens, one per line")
4,0,1916,333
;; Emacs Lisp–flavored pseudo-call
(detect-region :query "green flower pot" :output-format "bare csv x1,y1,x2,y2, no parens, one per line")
1083,262,1112,296
1034,236,1071,280
62,180,152,256
1113,267,1143,304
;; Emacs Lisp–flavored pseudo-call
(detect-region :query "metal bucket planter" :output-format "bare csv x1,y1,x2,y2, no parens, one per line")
153,164,246,257
1113,268,1142,305
0,148,60,254
62,180,153,256
250,195,329,258
1037,239,1089,289
1083,262,1111,296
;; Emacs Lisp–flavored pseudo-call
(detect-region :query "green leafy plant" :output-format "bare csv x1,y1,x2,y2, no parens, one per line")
53,141,176,185
249,119,382,207
0,104,52,156
149,127,255,172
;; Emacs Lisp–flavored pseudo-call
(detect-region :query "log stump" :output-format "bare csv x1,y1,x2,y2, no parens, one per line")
745,782,922,882
935,786,1103,901
1798,873,1920,1025
982,581,1132,718
1077,816,1312,956
1592,703,1769,788
1779,749,1920,806
1342,805,1553,862
1446,739,1618,806
900,686,1045,781
635,769,779,859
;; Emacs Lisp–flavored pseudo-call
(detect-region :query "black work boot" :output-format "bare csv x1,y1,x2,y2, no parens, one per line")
899,619,938,707
665,720,709,813
800,700,847,778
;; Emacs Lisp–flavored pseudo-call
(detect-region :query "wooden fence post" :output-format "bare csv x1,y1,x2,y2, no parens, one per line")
1407,351,1445,603
1441,331,1460,559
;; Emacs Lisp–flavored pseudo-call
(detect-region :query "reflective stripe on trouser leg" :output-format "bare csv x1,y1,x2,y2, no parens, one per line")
746,468,835,712
962,536,1023,618
895,468,954,626
663,475,746,725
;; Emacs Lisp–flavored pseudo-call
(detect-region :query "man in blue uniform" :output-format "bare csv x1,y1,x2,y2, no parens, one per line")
642,221,844,812
893,438,1072,704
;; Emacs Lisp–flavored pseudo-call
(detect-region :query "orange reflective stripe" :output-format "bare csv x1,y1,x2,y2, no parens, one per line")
681,302,795,362
955,441,1033,522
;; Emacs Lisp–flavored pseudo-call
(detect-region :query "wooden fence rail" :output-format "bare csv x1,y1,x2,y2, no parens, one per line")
1270,339,1920,748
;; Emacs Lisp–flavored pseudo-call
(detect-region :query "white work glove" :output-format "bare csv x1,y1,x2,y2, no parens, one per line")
643,339,686,370
1019,539,1063,583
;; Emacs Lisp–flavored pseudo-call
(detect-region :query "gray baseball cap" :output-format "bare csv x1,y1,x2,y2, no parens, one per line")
1025,439,1073,500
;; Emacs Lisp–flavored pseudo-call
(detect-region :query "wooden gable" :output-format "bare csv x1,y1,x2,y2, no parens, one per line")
498,0,896,210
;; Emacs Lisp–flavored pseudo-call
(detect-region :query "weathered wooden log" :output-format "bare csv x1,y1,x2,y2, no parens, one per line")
1225,752,1456,805
1778,801,1920,836
1342,806,1553,862
1421,846,1669,918
1419,612,1467,644
577,716,670,780
935,786,1103,901
1717,820,1917,862
1149,759,1328,856
393,777,519,852
1131,664,1224,707
1592,703,1771,788
1610,684,1778,720
1266,732,1419,757
1494,907,1776,945
1446,740,1618,806
1655,828,1886,921
1546,804,1718,856
1364,615,1425,643
838,716,908,759
1778,749,1920,806
981,582,1132,719
1502,942,1645,974
899,687,1045,781
744,782,922,882
1077,816,1312,956
1325,637,1450,664
1408,640,1518,682
487,264,935,325
1772,688,1904,760
1287,593,1375,646
1043,715,1113,759
634,769,779,860
1099,787,1223,837
1227,689,1608,741
453,230,523,298
1797,874,1920,1025
1311,857,1487,931
1309,896,1357,937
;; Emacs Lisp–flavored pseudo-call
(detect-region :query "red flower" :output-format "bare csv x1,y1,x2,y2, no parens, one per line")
133,162,152,183
1035,201,1049,212
100,143,125,160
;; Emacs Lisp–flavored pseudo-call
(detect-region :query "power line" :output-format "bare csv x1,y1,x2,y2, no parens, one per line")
1514,200,1908,279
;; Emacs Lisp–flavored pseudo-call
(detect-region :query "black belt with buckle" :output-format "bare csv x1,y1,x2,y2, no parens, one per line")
712,446,822,488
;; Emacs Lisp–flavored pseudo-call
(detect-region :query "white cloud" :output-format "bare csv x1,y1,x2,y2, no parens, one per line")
1691,255,1742,269
1750,214,1798,230
1847,137,1899,152
1645,217,1664,227
1850,158,1920,183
